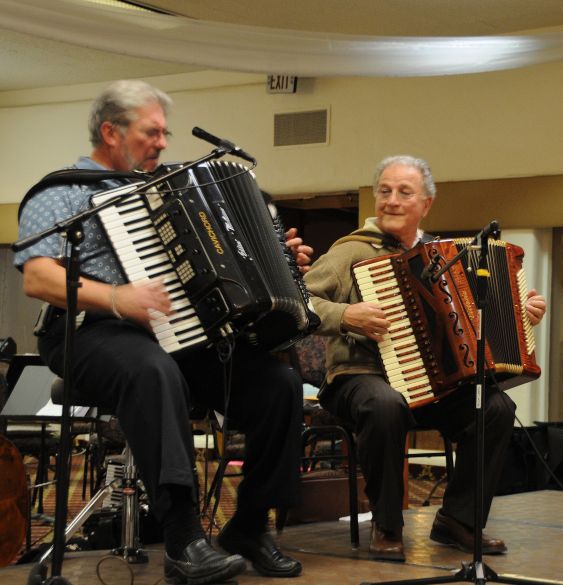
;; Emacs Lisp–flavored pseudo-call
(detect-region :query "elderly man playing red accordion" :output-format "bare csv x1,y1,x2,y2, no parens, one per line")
304,155,546,562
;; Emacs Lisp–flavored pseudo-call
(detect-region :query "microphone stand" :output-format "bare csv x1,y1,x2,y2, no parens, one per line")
12,147,230,585
362,222,555,585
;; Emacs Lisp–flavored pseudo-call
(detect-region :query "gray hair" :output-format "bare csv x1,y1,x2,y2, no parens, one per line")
88,79,173,147
373,155,437,200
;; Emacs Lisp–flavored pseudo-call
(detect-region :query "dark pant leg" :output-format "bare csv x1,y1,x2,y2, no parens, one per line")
39,315,196,521
179,346,303,510
320,374,416,531
415,386,516,528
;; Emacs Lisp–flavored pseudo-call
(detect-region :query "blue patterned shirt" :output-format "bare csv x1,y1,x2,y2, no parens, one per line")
15,157,128,284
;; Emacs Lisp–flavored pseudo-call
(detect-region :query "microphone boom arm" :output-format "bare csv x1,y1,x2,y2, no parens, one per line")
192,126,257,165
426,220,500,284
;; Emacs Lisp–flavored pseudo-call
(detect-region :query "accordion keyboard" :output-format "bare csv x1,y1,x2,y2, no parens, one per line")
353,257,435,407
92,186,208,353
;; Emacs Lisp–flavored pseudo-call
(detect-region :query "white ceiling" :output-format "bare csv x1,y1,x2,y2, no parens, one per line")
1,0,562,93
152,0,563,36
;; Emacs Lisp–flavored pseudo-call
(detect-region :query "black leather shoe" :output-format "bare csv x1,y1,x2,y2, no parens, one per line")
218,520,302,578
369,522,405,562
430,510,507,555
164,537,246,584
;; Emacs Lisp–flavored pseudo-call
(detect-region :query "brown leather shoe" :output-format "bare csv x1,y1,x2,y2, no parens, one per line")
430,510,507,554
369,522,405,562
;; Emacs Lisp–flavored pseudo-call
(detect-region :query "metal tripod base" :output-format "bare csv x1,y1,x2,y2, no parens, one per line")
360,561,499,585
27,562,74,584
38,444,146,567
360,560,563,585
110,546,148,564
38,480,117,565
109,444,147,564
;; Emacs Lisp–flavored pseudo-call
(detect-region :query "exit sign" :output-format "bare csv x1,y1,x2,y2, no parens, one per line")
267,75,298,94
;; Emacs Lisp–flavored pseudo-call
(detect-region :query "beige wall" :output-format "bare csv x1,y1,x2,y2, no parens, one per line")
2,62,562,242
1,62,561,201
359,175,563,232
0,204,17,244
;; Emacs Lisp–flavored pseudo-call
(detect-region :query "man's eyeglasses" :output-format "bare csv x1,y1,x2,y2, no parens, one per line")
376,187,420,201
140,128,173,141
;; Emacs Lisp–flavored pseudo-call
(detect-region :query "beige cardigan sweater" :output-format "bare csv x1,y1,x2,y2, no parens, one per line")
304,217,406,383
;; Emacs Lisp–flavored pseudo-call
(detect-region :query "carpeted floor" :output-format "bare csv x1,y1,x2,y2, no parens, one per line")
12,446,446,565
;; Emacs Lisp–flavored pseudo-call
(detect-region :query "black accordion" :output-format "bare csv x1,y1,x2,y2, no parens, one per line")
91,161,319,353
353,238,541,408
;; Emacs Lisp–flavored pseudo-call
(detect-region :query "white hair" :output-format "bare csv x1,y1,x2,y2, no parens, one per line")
88,79,173,147
374,155,437,200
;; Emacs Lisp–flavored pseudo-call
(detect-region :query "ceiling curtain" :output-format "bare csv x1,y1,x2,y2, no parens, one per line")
1,0,562,77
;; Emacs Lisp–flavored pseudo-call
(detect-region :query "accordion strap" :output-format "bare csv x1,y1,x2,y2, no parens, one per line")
331,229,434,251
18,168,146,220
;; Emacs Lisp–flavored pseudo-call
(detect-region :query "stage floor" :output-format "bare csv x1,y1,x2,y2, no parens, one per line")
1,490,561,585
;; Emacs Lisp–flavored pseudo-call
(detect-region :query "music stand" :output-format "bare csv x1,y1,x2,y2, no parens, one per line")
361,222,557,585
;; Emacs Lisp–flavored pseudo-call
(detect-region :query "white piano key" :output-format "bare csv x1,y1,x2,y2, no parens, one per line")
126,265,174,281
100,211,151,230
387,370,428,387
379,343,420,364
110,243,162,264
103,199,145,217
151,314,201,334
384,357,425,372
92,185,143,204
387,309,409,320
388,318,413,332
159,335,200,353
154,326,192,343
380,332,417,348
111,237,163,257
121,252,169,271
354,272,393,286
106,224,158,242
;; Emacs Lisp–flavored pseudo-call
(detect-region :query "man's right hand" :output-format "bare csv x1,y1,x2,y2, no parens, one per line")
22,257,172,328
341,302,390,342
112,279,172,325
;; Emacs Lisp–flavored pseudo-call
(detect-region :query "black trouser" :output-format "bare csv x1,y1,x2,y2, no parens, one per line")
320,374,515,532
39,312,303,522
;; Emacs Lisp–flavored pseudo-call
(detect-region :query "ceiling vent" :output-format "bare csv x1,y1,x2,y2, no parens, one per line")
274,109,329,147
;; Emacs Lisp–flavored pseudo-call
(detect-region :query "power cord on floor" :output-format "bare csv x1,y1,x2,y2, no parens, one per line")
95,554,164,585
501,396,563,491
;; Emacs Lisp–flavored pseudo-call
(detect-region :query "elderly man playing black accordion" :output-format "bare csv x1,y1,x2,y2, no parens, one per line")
304,154,546,562
15,79,312,584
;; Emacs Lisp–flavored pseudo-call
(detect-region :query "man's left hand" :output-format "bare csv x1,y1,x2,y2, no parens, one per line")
525,288,546,326
285,227,314,273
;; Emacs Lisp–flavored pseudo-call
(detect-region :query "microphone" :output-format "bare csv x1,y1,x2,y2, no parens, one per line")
480,220,501,239
472,220,501,247
421,253,443,283
192,127,257,165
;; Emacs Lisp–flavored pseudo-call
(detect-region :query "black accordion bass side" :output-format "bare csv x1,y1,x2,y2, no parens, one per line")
91,160,319,354
353,238,541,408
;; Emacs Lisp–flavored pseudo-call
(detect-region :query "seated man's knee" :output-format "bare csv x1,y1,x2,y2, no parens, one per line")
487,390,516,429
354,376,410,423
274,364,303,403
127,352,186,397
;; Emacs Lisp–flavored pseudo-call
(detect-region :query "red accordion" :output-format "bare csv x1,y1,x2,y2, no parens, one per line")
352,239,541,408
